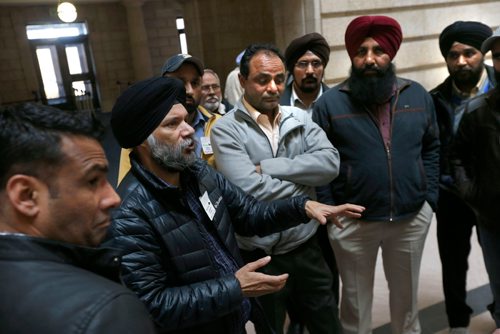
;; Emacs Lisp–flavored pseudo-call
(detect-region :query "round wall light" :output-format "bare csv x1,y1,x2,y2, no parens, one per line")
57,2,77,23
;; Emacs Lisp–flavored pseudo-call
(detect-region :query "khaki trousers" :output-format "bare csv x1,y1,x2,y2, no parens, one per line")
328,202,433,334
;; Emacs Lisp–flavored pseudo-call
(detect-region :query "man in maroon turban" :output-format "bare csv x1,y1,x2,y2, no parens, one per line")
313,15,439,334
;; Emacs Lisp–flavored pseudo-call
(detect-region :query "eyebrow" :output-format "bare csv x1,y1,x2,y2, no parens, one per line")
87,163,109,174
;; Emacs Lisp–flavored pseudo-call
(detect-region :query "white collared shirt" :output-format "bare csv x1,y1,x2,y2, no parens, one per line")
243,97,281,156
290,84,323,117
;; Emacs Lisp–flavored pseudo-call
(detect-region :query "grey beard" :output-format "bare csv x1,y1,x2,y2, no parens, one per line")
202,101,220,112
147,134,197,172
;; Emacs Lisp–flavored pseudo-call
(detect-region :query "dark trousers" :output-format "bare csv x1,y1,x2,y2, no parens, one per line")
436,189,477,327
240,236,341,334
316,224,340,303
286,225,340,331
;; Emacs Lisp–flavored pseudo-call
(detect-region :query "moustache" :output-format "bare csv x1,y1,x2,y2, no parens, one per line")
180,137,194,149
206,96,220,102
361,64,387,75
262,93,280,99
302,75,317,82
455,68,473,74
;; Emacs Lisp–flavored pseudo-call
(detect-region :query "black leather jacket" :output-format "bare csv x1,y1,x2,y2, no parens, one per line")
451,88,500,233
105,157,310,333
0,234,155,334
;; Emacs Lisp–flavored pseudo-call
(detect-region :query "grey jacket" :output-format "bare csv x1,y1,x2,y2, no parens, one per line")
211,100,339,254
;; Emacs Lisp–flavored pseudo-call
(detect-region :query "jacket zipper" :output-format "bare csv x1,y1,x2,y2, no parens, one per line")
364,89,400,222
238,108,300,252
386,143,394,222
387,89,400,222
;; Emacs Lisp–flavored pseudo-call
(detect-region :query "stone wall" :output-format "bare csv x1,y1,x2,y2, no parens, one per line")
319,0,500,89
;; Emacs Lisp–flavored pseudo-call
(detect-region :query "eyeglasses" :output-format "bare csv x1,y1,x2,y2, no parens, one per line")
201,84,221,92
295,60,323,69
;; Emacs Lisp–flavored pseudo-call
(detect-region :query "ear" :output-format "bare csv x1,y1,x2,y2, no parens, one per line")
5,175,43,218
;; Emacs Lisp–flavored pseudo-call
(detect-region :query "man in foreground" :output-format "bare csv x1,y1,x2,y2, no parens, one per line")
106,76,364,334
0,103,155,334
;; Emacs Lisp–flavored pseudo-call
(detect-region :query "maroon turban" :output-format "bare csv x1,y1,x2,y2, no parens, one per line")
345,16,403,60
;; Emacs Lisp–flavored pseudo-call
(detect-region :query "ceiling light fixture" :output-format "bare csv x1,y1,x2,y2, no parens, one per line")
57,2,77,23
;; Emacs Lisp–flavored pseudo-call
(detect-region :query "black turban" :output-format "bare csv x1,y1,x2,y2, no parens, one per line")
111,77,185,149
439,21,492,57
285,33,330,73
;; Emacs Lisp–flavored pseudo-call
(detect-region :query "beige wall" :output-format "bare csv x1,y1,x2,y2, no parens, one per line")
319,0,500,89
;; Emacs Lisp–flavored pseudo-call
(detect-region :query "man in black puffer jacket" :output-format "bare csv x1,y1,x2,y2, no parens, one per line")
106,76,364,334
0,103,156,334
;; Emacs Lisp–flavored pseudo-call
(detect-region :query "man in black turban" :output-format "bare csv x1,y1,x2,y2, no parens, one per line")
106,76,365,334
430,21,495,333
280,32,337,334
280,33,330,116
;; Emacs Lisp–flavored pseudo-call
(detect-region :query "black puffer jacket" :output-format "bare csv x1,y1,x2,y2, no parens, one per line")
451,88,500,233
105,157,310,334
0,234,155,334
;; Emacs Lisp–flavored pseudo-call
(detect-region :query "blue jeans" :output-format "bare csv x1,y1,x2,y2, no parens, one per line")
478,224,500,327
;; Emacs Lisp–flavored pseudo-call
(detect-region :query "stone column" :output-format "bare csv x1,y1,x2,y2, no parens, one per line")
271,0,321,50
122,0,153,80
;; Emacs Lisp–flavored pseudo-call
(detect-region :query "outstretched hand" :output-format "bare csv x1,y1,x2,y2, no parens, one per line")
235,256,288,297
305,200,365,229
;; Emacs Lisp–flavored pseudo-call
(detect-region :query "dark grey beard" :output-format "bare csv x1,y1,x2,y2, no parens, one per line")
147,135,197,172
348,63,396,105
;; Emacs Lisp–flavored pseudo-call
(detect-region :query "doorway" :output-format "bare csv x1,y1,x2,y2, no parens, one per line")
27,23,99,112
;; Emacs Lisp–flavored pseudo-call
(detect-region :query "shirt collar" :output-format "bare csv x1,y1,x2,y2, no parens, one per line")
191,108,207,127
242,96,282,125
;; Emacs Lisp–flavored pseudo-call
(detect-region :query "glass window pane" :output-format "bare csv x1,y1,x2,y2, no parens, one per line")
35,46,64,99
66,44,88,74
26,23,87,40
